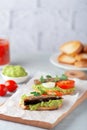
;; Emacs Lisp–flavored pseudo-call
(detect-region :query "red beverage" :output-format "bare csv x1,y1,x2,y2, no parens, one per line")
0,39,10,66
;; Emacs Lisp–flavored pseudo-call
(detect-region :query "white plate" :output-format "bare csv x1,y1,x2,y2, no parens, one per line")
1,73,29,83
50,53,87,71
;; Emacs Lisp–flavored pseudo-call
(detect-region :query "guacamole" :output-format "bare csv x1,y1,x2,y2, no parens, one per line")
29,99,63,110
2,65,28,77
33,84,75,95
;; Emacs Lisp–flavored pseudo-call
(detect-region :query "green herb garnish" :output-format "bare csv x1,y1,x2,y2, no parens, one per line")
30,91,41,96
46,75,52,78
40,76,45,83
59,74,68,80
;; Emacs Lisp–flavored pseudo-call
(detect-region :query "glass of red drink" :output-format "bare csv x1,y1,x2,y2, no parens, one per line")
0,39,10,67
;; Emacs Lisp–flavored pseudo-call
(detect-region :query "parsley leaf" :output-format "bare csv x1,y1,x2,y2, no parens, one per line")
59,74,68,80
46,75,52,78
30,92,41,96
40,76,45,83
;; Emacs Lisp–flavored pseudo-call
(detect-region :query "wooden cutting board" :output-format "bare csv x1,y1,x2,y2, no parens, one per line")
0,91,87,129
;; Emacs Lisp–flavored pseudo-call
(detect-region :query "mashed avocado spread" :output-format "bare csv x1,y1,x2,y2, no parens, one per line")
2,65,28,77
29,99,62,110
33,84,75,95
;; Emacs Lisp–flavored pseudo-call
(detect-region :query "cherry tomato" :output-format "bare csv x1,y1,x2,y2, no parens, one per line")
56,80,75,89
5,80,18,92
0,84,7,96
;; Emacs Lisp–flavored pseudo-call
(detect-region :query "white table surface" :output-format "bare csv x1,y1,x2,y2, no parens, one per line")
0,51,87,130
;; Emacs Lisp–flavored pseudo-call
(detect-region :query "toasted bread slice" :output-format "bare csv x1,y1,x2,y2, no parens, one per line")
83,44,87,53
60,41,83,54
75,61,87,68
36,104,62,110
20,103,62,110
58,53,76,64
75,53,87,61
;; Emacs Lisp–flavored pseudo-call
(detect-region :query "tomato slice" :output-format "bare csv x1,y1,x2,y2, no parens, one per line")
56,80,75,89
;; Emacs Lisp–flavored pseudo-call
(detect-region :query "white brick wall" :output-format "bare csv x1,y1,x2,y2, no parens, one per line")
0,0,87,53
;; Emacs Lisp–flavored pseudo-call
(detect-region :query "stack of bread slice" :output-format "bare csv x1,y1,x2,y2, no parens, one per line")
58,41,87,67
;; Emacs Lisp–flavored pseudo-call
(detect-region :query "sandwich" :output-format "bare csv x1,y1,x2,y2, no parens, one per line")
20,95,63,110
33,75,75,96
